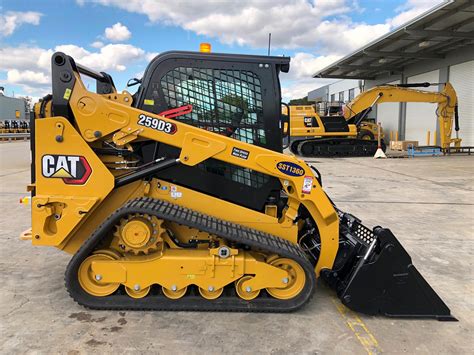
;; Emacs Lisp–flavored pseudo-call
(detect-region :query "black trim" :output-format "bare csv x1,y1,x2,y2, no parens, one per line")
115,158,179,188
51,52,77,120
30,111,36,197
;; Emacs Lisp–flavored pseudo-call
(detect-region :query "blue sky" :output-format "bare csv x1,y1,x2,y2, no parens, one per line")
0,0,442,101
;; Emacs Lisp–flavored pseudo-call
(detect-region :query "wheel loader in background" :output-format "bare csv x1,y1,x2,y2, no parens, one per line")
21,50,455,320
284,82,460,157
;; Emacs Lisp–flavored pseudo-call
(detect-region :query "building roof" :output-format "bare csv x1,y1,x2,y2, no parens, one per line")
313,0,474,80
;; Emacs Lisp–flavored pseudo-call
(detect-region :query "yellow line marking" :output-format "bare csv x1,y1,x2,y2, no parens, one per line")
333,299,382,355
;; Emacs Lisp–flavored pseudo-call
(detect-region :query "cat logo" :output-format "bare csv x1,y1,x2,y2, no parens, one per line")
42,155,92,185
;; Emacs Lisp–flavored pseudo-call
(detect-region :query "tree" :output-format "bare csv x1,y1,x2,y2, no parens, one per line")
289,96,310,105
19,96,33,113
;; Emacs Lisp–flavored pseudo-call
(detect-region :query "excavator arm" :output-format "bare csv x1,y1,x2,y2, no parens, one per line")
344,83,461,148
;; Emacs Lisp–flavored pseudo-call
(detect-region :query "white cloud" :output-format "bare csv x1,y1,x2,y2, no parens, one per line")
91,41,104,48
0,11,42,37
77,0,361,50
0,43,148,95
389,0,443,28
104,22,131,42
145,52,159,62
280,53,341,101
287,53,343,80
7,69,49,86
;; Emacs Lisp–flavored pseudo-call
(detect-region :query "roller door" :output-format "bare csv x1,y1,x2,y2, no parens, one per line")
405,70,439,145
449,61,474,146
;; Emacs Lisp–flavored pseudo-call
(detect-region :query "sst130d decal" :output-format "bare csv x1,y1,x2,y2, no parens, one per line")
276,161,305,177
42,155,92,185
138,114,177,134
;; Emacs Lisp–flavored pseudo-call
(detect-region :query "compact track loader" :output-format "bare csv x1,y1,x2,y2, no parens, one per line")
22,51,455,319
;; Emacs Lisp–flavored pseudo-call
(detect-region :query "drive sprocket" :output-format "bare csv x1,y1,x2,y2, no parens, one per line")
113,213,165,255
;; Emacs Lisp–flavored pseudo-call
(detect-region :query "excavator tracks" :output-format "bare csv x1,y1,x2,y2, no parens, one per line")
65,197,316,312
290,138,385,157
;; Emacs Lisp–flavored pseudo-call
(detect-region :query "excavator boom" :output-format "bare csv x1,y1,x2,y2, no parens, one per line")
344,82,461,149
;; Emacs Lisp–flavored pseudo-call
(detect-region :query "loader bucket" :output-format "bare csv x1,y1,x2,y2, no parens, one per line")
321,212,456,321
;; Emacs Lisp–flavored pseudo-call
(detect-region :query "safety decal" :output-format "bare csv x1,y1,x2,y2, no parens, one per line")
63,88,72,100
276,161,305,177
138,114,177,134
231,147,249,160
302,176,313,194
144,99,155,106
170,185,182,199
42,155,92,185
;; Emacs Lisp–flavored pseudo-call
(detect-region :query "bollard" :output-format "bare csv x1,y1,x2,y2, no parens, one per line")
426,131,430,146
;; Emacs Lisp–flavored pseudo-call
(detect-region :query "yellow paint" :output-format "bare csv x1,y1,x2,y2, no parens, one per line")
344,83,460,149
333,299,382,355
27,64,341,282
88,247,294,297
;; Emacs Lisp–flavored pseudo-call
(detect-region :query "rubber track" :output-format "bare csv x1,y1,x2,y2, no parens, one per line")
65,197,316,312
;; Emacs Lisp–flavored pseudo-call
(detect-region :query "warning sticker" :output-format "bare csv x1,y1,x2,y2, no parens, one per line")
63,88,72,100
144,99,155,105
302,176,313,194
170,185,182,199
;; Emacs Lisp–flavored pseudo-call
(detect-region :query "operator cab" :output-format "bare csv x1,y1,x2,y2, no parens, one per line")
131,51,291,211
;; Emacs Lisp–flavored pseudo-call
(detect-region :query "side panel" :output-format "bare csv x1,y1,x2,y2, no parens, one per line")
32,117,114,246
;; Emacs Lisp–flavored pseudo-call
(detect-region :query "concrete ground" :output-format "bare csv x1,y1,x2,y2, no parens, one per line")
0,141,473,354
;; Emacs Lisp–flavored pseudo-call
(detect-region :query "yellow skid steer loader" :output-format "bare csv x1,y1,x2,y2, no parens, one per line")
21,50,455,320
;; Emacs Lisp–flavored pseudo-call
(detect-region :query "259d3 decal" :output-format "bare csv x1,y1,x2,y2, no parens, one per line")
42,155,92,185
138,114,177,134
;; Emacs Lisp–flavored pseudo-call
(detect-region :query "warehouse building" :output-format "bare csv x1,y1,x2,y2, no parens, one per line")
0,87,27,121
310,0,474,146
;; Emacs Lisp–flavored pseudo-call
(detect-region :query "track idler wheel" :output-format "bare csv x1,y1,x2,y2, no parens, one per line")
199,286,224,300
78,251,120,297
266,258,306,299
125,285,151,299
162,286,187,299
235,276,260,300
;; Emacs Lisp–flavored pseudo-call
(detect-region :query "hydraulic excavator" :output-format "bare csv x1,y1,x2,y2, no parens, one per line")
286,82,460,157
21,50,455,319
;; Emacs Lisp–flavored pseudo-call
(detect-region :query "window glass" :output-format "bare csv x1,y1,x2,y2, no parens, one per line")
349,88,355,101
160,66,269,188
160,67,265,146
339,91,344,102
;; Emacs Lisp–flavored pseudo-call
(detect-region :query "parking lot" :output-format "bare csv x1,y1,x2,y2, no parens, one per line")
0,141,472,354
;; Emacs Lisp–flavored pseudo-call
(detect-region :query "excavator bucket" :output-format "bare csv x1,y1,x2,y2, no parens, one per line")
321,212,456,321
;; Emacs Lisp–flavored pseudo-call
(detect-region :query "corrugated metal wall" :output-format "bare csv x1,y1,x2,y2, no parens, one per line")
449,60,474,146
405,70,439,145
0,95,26,121
376,80,400,142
